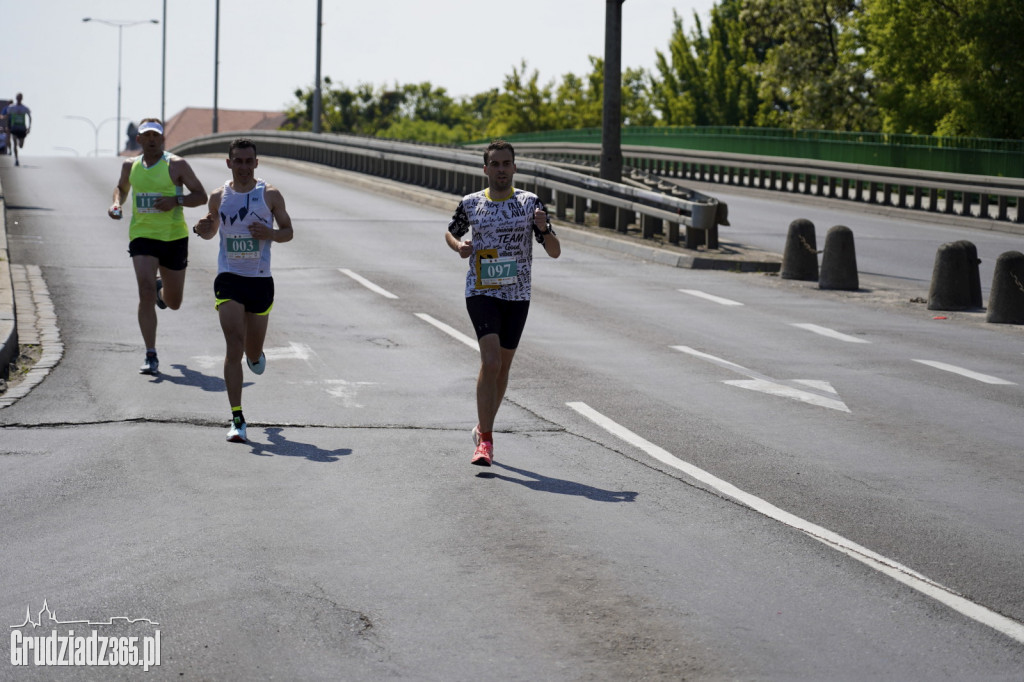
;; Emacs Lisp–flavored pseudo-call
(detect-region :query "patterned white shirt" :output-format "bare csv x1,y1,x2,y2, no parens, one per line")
448,188,553,301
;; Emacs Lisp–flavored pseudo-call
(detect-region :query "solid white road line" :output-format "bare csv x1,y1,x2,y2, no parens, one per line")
414,313,479,350
912,359,1016,385
678,289,744,306
791,323,870,344
339,269,399,299
566,401,1024,645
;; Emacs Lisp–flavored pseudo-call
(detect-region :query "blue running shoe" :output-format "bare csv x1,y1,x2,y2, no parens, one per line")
246,352,266,375
139,351,159,375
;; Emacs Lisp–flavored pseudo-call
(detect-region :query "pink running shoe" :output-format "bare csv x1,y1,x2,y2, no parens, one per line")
471,440,493,466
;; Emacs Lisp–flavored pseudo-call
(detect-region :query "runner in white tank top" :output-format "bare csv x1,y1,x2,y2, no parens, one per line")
193,138,295,443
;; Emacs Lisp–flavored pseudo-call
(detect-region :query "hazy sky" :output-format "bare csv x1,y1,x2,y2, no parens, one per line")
2,0,715,158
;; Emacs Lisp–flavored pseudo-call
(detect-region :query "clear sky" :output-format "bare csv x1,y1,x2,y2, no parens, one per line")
2,0,715,158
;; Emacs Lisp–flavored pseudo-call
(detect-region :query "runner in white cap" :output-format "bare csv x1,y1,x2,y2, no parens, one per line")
109,118,208,375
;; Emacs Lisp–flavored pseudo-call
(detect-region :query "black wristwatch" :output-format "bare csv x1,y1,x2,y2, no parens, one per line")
177,195,185,206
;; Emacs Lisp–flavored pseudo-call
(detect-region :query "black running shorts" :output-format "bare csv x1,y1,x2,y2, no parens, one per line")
214,272,275,315
466,295,530,350
128,237,189,271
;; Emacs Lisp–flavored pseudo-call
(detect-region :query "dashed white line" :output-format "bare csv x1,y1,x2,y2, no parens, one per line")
339,269,399,299
678,289,744,306
912,360,1015,385
414,313,478,350
791,323,870,344
566,401,1024,646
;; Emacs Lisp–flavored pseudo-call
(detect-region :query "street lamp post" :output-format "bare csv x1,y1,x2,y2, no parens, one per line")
83,17,159,156
65,115,118,157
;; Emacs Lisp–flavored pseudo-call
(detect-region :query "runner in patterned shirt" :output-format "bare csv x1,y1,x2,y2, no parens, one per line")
445,139,561,466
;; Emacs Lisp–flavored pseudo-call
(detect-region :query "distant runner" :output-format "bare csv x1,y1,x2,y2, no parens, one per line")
2,93,31,166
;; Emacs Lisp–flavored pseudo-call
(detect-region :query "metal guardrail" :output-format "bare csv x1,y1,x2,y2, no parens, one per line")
173,131,726,249
510,142,1024,227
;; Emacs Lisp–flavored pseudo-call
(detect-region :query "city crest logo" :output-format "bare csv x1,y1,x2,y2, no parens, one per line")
10,600,160,671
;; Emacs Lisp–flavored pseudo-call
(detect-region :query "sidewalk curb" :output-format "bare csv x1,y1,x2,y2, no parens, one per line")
0,175,17,381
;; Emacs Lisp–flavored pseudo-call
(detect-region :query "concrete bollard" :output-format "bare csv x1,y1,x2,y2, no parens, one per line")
956,240,984,310
781,219,819,281
819,225,859,290
928,241,974,311
986,251,1024,324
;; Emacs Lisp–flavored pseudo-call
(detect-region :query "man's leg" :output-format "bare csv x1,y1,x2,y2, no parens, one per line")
476,334,517,434
157,264,186,310
218,301,247,409
244,312,270,366
132,255,160,349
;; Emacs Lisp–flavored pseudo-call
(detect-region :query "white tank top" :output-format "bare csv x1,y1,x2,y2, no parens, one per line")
217,179,273,277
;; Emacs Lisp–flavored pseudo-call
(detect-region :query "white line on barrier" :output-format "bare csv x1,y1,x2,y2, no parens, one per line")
912,359,1016,385
678,289,744,306
566,400,1024,645
791,323,870,344
339,269,399,299
415,313,478,350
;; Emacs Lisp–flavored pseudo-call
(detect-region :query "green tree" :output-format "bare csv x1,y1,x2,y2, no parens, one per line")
742,0,876,131
860,0,1024,138
652,2,761,127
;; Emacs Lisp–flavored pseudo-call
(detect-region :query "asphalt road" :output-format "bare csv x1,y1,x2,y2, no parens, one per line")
1,155,1022,680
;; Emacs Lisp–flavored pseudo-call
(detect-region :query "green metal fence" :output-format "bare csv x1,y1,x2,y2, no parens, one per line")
496,127,1024,179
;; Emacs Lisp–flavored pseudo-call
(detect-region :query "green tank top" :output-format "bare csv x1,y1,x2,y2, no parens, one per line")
128,152,187,242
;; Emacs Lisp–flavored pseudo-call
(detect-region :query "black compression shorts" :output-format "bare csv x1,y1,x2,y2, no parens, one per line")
466,295,530,350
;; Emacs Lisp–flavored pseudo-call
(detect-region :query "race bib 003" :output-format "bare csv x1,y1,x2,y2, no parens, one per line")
226,236,260,259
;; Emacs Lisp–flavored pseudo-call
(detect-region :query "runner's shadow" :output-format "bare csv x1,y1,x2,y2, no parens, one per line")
247,427,351,463
480,462,638,502
155,363,242,393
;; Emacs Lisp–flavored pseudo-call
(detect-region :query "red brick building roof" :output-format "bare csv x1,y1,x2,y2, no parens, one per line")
162,107,289,151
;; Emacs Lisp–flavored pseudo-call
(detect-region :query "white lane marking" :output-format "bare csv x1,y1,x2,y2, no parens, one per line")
566,401,1024,646
912,360,1016,385
791,323,870,344
678,289,744,306
415,313,479,350
339,268,399,299
671,345,850,412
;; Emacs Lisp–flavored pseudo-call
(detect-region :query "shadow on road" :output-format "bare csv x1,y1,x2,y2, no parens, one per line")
479,461,638,502
247,426,352,463
161,363,232,393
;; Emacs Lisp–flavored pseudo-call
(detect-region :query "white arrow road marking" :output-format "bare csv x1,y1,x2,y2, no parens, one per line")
339,268,399,299
912,359,1015,385
308,379,376,407
671,345,851,413
678,289,744,306
192,343,314,370
566,401,1024,646
791,323,870,344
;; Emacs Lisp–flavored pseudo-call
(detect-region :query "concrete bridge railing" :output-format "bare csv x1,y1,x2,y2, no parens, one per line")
173,131,727,250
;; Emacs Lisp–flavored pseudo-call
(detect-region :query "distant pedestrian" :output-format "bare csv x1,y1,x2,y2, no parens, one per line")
2,93,31,166
193,137,294,443
445,139,561,466
108,118,208,375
